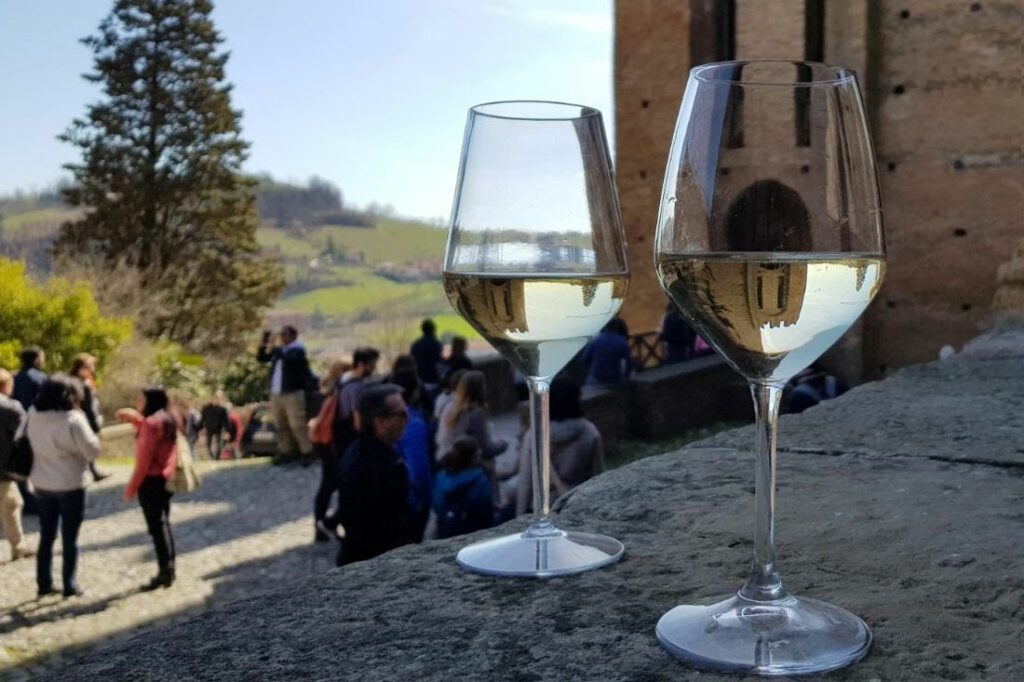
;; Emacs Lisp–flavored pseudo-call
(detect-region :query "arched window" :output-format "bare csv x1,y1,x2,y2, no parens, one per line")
725,180,812,252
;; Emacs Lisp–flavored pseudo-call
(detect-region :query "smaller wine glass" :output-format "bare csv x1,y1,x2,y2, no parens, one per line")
442,101,630,577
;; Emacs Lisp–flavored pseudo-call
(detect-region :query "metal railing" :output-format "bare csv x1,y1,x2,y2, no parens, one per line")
629,332,666,371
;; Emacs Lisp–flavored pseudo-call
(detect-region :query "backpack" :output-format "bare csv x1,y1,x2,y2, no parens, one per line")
331,378,362,453
436,483,474,539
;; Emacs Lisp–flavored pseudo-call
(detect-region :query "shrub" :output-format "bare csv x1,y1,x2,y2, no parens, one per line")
0,258,131,374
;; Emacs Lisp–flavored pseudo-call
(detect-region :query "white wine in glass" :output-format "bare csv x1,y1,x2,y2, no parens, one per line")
654,61,886,675
443,101,630,578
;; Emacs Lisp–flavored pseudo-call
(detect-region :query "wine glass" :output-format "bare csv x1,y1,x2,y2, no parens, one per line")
654,62,885,674
442,100,629,577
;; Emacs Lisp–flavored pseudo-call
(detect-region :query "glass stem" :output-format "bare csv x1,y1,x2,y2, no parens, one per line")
524,377,556,537
739,381,789,602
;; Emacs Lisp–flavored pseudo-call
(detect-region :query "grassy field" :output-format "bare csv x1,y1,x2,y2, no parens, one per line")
280,276,447,317
0,208,73,236
309,219,445,265
256,227,320,258
257,220,446,266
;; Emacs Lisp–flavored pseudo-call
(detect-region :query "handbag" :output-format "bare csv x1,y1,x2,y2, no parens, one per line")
310,392,338,445
166,433,200,494
0,415,33,482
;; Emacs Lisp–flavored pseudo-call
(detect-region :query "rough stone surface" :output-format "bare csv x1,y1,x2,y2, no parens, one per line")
45,334,1024,681
0,460,334,678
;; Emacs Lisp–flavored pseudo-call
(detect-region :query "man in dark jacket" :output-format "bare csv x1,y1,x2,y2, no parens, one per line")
0,369,32,559
12,346,46,410
257,326,314,462
11,347,45,514
314,347,379,543
410,319,443,390
334,383,410,566
199,392,230,460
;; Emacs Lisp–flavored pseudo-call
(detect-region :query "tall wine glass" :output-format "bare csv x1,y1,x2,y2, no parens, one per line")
654,62,885,674
442,101,629,577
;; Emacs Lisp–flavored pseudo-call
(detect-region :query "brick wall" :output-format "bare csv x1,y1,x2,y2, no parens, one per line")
614,0,1024,379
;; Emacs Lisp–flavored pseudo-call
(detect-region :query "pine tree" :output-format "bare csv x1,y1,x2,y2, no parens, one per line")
57,0,284,353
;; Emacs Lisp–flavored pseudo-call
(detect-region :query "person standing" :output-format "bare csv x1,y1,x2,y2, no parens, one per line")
334,383,410,566
443,336,474,378
257,326,314,462
660,303,696,365
13,346,46,515
435,371,507,468
315,347,379,541
69,353,110,482
198,391,229,460
389,367,432,543
117,387,178,590
410,319,443,394
178,397,202,463
0,369,33,560
12,346,47,411
25,374,101,598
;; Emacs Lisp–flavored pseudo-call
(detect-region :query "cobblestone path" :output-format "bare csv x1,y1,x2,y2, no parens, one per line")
0,459,336,679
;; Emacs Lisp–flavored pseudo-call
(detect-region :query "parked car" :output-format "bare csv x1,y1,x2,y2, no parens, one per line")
241,404,278,458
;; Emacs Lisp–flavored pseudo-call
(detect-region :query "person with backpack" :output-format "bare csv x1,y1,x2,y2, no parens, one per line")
315,347,379,542
433,435,494,539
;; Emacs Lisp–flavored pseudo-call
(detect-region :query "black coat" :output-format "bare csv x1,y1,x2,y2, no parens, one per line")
336,434,409,565
257,343,312,393
12,368,45,410
0,393,26,482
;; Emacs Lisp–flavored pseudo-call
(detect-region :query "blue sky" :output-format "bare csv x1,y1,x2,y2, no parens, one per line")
0,0,613,222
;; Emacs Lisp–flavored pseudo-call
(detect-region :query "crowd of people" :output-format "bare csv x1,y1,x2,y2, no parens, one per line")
249,319,609,567
0,346,179,597
0,312,851,594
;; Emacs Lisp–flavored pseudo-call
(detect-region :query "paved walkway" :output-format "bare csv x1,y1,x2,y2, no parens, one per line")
0,459,334,679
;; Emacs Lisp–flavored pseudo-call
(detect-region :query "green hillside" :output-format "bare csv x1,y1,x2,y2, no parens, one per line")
258,219,445,266
279,269,446,317
0,197,466,344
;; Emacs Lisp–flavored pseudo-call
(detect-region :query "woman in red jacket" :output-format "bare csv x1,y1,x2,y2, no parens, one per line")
117,387,178,590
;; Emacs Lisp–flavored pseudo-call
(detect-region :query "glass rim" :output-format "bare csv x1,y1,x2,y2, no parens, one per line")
470,100,601,121
692,60,856,87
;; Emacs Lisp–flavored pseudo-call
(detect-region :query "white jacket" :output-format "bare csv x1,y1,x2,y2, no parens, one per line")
23,408,101,492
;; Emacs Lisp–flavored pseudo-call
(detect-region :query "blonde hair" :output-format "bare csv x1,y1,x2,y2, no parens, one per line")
0,368,11,390
321,357,352,394
69,353,98,377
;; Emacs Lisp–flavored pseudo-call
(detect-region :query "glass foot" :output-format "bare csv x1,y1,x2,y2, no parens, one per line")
656,592,871,676
455,527,624,578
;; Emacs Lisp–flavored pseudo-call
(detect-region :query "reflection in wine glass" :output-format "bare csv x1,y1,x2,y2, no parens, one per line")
654,61,886,675
443,101,630,578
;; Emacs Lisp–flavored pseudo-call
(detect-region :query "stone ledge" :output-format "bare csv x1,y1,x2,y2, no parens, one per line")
48,332,1024,681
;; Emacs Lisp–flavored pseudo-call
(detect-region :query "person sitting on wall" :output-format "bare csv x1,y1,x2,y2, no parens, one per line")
516,375,605,515
782,363,848,414
433,435,494,539
582,317,633,386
